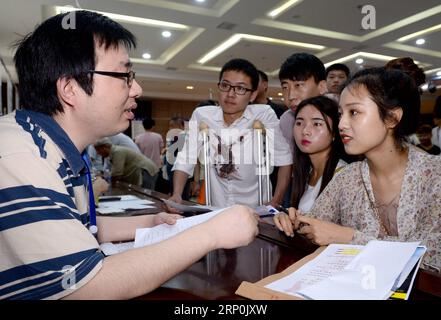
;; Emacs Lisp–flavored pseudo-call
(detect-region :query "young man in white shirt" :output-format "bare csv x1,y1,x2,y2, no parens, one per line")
170,59,292,208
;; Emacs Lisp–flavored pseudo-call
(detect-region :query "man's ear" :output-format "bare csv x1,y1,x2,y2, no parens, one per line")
250,90,258,103
56,76,77,107
386,107,403,129
318,80,328,95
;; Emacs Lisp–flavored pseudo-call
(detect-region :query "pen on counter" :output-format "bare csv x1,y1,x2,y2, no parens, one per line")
259,213,275,218
99,196,122,202
276,205,289,214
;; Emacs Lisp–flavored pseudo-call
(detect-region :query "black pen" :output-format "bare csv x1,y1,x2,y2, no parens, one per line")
259,213,275,218
275,205,289,214
276,205,309,228
99,196,121,202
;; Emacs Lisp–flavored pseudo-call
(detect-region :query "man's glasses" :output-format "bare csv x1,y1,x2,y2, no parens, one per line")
88,70,136,87
218,81,253,95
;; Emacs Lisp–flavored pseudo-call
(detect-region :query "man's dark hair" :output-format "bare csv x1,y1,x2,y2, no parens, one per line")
219,58,259,91
257,70,268,82
169,116,185,129
279,53,325,83
142,117,156,130
14,10,136,116
325,63,350,77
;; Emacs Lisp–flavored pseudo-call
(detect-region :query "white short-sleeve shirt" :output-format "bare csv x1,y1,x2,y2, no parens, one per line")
173,105,293,207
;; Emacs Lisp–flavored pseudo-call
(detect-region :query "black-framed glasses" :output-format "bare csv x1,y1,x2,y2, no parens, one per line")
88,70,136,87
218,81,253,95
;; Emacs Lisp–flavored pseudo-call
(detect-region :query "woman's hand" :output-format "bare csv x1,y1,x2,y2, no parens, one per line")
296,215,355,246
273,207,302,237
153,212,183,226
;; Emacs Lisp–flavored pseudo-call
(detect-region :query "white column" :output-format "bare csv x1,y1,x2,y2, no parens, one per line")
7,80,12,114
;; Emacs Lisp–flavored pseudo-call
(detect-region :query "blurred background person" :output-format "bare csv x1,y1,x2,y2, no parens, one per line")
135,117,164,169
325,63,350,101
416,124,440,155
432,96,441,148
254,69,286,119
94,138,159,190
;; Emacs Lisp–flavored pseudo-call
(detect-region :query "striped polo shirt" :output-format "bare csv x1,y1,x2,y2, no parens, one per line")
0,110,104,299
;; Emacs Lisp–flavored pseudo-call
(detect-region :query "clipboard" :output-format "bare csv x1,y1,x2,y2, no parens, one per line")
235,246,326,300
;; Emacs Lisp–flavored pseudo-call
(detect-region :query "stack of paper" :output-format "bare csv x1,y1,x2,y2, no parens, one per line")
96,195,156,214
264,240,426,300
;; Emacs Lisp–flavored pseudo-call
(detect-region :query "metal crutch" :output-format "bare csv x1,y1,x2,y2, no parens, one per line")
253,120,263,205
253,120,271,205
200,122,211,206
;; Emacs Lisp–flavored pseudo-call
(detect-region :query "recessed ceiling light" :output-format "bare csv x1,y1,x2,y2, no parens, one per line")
162,31,172,38
267,0,302,18
355,58,364,64
278,92,283,96
436,71,441,76
416,38,425,45
142,53,151,59
186,86,194,90
195,0,205,3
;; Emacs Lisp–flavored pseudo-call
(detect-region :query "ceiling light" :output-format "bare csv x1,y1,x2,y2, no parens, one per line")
397,23,441,42
198,33,324,64
278,93,283,96
195,0,206,2
416,38,425,45
267,0,303,18
186,86,194,90
54,6,188,30
142,53,152,59
162,31,172,38
421,84,428,90
436,71,441,76
355,58,364,64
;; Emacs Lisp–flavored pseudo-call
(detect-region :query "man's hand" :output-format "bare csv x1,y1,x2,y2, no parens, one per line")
205,205,258,249
153,212,183,226
296,215,355,246
92,176,109,195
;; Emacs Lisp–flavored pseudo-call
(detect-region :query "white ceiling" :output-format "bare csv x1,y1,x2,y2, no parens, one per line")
1,0,441,102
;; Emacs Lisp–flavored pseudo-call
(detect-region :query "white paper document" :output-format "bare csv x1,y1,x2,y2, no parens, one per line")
265,240,421,300
99,241,135,256
266,244,363,298
134,207,227,248
96,195,156,214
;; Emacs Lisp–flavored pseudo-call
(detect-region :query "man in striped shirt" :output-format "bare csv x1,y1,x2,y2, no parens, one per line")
0,10,258,299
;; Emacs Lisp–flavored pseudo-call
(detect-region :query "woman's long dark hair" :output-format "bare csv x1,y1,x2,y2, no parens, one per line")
291,96,345,208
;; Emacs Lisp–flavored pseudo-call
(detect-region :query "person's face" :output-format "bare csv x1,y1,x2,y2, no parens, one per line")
338,85,390,155
94,145,111,158
326,70,348,94
434,118,441,127
293,104,333,155
218,70,257,118
80,44,142,137
281,77,326,113
417,132,432,145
